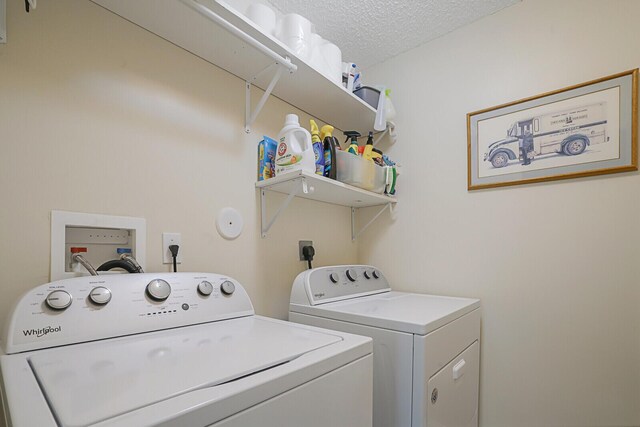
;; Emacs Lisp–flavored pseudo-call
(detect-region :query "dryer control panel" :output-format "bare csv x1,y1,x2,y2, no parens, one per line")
2,273,254,354
290,265,391,306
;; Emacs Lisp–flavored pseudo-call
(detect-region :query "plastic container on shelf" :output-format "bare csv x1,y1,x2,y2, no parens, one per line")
336,150,386,194
353,86,381,109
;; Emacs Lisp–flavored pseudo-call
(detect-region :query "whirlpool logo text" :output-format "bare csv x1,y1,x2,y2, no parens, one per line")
22,326,61,338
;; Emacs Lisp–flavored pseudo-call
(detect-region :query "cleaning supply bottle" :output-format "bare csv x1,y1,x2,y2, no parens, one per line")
321,124,340,180
344,131,361,155
321,125,341,150
362,131,382,162
309,120,324,175
372,148,384,166
275,114,315,176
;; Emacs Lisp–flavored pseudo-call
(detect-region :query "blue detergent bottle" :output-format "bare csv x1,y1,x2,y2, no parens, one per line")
310,120,325,175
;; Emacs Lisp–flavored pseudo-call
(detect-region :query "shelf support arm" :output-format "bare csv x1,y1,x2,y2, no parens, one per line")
373,127,389,146
245,64,284,133
261,178,308,238
351,203,392,241
182,0,298,134
373,123,398,145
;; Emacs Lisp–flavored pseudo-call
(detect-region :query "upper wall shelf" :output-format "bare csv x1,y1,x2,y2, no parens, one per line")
91,0,377,134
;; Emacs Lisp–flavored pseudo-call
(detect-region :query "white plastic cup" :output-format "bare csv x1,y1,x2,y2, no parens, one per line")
309,33,323,51
245,3,277,36
308,33,326,71
282,37,312,60
320,42,342,84
277,13,312,41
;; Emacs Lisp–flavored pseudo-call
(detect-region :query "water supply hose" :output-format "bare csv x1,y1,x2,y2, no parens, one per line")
120,254,144,273
97,259,139,273
72,253,98,276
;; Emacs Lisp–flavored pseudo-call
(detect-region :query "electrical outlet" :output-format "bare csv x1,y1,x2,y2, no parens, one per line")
298,240,313,261
163,233,182,264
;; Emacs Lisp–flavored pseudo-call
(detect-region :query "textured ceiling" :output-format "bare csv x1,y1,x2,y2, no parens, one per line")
266,0,520,69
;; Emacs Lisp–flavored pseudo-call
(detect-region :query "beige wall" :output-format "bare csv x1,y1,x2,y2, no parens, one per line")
362,0,640,426
2,0,640,426
0,0,357,322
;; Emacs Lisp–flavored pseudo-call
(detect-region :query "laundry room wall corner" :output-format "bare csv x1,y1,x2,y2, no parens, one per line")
359,0,640,426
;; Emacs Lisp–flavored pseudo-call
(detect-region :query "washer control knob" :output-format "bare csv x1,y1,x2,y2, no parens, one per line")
89,286,112,305
372,270,380,279
363,271,371,280
329,273,339,284
346,269,357,282
197,280,214,296
220,281,235,296
46,290,72,310
146,279,171,301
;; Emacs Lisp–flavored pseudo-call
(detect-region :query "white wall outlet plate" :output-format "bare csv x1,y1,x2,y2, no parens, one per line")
162,232,182,264
216,207,243,240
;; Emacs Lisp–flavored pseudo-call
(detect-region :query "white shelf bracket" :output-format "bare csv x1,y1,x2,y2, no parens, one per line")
351,203,393,241
245,63,286,133
373,127,389,146
260,177,313,238
373,123,397,146
182,0,297,134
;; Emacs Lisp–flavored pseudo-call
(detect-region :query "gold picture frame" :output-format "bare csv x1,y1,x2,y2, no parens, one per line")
467,69,638,190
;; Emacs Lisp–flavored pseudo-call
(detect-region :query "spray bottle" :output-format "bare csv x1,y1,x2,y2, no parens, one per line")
321,125,340,179
362,131,382,163
309,120,324,175
343,131,361,155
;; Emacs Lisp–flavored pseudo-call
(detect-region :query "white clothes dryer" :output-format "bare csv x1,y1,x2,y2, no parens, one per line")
0,272,373,427
289,265,480,427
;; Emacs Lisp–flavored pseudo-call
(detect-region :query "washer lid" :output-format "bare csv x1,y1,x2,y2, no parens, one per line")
28,317,342,427
292,292,480,335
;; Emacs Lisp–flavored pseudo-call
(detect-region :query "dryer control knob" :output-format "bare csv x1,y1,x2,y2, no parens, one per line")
197,280,214,296
372,270,380,279
329,273,339,284
220,281,235,295
146,279,171,301
89,286,112,305
346,269,357,282
363,271,371,279
46,290,72,310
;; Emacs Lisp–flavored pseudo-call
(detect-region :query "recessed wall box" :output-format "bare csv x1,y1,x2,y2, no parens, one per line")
50,211,146,281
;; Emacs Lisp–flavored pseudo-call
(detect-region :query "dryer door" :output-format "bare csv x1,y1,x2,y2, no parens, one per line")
427,340,479,427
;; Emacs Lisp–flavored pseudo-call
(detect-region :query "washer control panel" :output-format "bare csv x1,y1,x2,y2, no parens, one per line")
3,273,254,354
293,265,391,306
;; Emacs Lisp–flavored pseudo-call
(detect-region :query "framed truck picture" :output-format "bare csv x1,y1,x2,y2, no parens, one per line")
467,69,638,190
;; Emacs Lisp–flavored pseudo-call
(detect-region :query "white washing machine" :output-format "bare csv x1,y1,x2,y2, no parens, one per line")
0,272,373,427
289,265,481,427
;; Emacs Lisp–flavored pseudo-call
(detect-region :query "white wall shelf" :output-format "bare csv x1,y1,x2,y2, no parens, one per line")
91,0,377,135
256,171,396,240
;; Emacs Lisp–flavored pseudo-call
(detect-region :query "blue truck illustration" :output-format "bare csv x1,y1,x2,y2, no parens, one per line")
484,103,608,168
